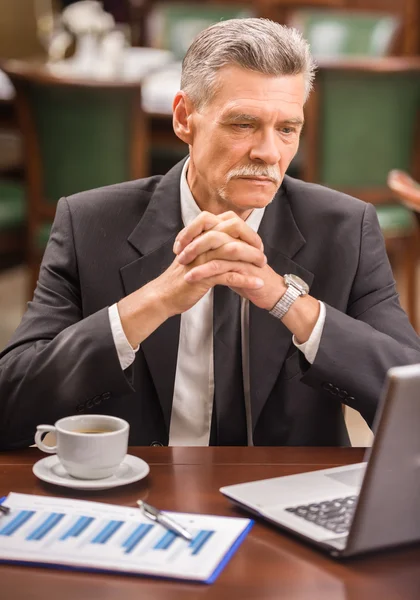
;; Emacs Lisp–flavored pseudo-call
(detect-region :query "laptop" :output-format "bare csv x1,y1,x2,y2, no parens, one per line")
220,363,420,558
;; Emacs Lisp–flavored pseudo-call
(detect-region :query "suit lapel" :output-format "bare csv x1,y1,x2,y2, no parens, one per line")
120,160,186,433
249,180,314,431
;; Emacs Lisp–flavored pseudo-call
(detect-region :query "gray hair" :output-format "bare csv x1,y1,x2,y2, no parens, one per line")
181,18,316,110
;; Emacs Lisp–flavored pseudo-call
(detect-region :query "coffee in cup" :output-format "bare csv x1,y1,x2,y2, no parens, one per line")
74,429,113,434
35,415,129,479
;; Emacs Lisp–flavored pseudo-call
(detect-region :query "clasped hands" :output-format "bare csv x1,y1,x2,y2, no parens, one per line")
156,211,286,317
119,210,319,347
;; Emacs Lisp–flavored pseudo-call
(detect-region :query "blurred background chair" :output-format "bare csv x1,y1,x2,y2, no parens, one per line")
0,96,26,269
0,0,47,268
0,180,26,268
302,57,420,332
145,2,253,59
285,7,402,178
289,9,400,58
1,60,148,295
258,0,419,56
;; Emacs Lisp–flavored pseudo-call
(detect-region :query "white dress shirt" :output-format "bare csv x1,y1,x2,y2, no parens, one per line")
108,159,326,445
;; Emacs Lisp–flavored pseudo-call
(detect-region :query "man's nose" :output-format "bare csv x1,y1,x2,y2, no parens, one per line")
249,130,281,165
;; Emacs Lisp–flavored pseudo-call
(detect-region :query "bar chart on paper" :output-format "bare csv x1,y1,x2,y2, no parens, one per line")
0,493,253,582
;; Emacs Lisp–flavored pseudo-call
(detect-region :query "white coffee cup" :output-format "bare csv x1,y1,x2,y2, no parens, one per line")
35,415,129,479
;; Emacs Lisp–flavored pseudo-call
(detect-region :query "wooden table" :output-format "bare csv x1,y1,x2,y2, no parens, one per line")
1,447,419,599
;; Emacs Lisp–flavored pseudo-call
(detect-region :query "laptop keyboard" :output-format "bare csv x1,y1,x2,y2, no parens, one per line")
285,495,358,534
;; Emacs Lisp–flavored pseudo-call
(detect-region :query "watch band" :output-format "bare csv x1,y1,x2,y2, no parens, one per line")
269,285,301,320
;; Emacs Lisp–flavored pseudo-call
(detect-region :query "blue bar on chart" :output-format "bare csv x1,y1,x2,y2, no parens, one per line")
91,520,124,544
122,523,153,554
0,510,35,537
60,516,95,541
190,530,215,555
26,513,65,541
154,530,177,550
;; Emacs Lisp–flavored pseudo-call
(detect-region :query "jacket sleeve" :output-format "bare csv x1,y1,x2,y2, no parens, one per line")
0,198,135,449
300,202,420,427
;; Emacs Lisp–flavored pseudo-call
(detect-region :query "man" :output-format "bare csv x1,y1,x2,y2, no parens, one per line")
0,19,419,449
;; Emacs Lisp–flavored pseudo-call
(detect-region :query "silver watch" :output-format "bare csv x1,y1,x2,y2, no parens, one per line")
269,274,309,320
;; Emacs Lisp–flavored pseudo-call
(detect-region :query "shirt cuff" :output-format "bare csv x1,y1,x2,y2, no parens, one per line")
108,303,139,371
292,301,326,364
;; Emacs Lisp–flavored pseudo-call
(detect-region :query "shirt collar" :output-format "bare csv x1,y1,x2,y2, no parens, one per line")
179,157,265,233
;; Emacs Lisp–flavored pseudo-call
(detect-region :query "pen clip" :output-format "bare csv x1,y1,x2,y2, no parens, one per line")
137,500,159,521
136,500,193,542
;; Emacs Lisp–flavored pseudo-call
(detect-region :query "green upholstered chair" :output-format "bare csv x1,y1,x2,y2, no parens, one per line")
289,9,400,58
0,180,26,265
147,3,254,60
1,60,148,295
302,57,420,330
285,8,400,178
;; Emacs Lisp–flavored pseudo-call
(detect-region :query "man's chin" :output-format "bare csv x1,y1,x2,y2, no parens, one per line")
228,191,277,210
226,179,280,208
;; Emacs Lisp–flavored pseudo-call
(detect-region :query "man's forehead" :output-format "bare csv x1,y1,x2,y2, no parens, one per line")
220,99,303,117
208,66,305,112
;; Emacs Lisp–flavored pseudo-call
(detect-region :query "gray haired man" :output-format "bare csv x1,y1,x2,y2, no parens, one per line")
0,19,419,449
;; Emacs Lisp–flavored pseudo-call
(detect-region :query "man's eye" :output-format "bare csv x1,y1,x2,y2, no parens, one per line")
233,123,252,129
280,127,296,135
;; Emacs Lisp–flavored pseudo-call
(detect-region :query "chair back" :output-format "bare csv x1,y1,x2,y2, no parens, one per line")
303,58,420,204
5,66,146,211
1,60,147,286
147,2,254,60
303,58,420,331
289,9,400,58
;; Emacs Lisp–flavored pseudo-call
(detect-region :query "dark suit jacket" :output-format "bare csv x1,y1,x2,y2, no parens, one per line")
1,160,419,449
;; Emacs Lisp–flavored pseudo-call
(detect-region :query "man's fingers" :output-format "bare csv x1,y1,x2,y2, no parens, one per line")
177,230,232,264
173,210,263,255
184,259,264,288
213,218,264,251
214,272,264,289
178,232,266,268
194,270,264,290
173,211,221,254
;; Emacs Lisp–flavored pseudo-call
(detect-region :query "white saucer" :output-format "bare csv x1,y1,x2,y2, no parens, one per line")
32,454,150,490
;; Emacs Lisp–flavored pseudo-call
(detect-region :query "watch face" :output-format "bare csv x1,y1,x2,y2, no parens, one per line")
284,274,309,294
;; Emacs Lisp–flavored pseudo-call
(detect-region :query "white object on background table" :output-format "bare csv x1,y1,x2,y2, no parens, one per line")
46,47,176,81
0,70,15,101
141,62,182,114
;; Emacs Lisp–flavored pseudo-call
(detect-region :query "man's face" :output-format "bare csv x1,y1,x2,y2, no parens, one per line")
177,65,305,218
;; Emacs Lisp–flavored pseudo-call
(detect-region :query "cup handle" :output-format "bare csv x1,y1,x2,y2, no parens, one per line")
35,425,57,454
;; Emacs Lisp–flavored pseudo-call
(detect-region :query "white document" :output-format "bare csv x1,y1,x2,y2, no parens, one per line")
0,493,252,583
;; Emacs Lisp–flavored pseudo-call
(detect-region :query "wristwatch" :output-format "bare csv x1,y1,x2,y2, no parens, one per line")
269,274,309,320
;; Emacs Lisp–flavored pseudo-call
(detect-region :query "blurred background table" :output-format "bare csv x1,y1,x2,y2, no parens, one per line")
1,446,420,599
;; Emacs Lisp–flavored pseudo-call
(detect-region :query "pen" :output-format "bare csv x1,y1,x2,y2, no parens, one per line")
137,500,193,542
0,504,10,516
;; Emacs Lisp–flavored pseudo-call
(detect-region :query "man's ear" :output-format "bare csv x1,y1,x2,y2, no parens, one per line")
172,91,195,145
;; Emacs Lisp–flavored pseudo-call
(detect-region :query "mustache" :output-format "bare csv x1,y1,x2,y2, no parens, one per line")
227,164,281,185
